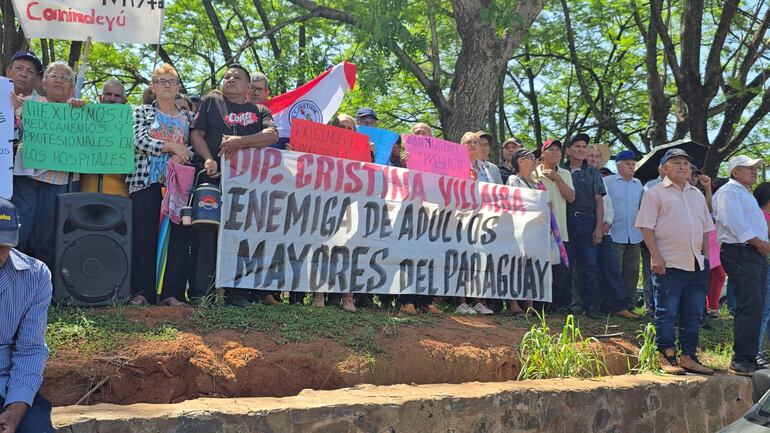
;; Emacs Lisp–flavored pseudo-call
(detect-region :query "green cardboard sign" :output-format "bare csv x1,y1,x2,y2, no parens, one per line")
21,100,134,174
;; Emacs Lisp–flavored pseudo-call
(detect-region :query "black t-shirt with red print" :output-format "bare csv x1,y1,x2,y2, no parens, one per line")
191,93,276,164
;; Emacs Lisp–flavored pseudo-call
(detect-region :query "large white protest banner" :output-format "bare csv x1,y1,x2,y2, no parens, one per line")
0,78,13,199
216,148,553,301
11,0,164,44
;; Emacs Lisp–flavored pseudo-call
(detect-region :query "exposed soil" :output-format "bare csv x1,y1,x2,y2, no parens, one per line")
42,307,640,406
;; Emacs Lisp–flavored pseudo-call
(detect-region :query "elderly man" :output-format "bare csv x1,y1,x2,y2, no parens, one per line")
190,64,279,307
636,149,714,375
248,72,271,104
355,107,378,127
563,133,605,318
477,131,503,184
5,51,42,99
533,139,575,312
605,150,643,310
12,62,85,271
0,198,55,433
98,78,126,104
714,155,770,376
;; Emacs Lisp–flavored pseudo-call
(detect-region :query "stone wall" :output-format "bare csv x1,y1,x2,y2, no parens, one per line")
54,374,753,433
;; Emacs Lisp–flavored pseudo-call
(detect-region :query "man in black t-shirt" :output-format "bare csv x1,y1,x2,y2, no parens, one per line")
190,64,278,307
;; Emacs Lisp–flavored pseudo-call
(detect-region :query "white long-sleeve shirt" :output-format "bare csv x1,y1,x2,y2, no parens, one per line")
713,178,768,244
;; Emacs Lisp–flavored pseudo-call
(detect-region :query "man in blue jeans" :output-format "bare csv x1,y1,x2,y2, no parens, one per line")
563,133,605,319
635,149,714,375
0,198,55,433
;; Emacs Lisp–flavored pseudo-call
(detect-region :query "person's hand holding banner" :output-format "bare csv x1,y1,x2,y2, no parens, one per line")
220,135,244,160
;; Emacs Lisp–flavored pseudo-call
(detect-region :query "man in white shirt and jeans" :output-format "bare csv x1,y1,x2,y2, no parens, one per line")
714,155,770,376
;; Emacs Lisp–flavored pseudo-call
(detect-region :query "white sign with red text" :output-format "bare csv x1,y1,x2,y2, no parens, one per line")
216,148,553,301
12,0,164,44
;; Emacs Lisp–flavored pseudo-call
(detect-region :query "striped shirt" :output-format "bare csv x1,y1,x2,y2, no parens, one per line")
0,249,51,407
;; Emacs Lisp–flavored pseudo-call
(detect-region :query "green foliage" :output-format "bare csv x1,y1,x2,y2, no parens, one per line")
633,322,661,374
517,312,607,380
46,306,178,356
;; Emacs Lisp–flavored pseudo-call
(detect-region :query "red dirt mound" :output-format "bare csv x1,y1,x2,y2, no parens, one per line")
42,307,639,406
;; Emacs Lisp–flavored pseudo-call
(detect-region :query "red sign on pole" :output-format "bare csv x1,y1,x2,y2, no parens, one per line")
289,118,371,162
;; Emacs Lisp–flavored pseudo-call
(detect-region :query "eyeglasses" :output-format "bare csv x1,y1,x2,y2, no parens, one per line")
251,87,267,92
46,73,73,82
154,78,179,86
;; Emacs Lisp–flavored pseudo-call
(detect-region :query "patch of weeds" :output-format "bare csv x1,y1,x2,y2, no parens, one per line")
699,317,735,371
47,306,178,356
633,322,661,374
191,303,429,354
517,311,607,380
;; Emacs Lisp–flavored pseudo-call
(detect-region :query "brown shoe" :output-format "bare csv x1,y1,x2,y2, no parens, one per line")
613,309,641,320
341,295,356,313
399,303,418,315
312,293,325,307
421,304,441,314
679,355,713,375
659,348,685,375
263,294,281,305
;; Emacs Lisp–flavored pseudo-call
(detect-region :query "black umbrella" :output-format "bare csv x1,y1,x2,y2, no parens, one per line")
634,139,710,183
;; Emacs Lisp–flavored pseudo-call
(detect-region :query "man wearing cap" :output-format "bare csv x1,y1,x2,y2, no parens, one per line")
0,198,55,433
534,139,575,311
605,150,644,310
477,131,503,184
636,148,714,375
563,133,606,318
499,137,521,184
355,107,378,127
713,155,770,376
5,51,42,100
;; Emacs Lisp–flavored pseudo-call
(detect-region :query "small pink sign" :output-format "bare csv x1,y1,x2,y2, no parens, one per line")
402,134,470,179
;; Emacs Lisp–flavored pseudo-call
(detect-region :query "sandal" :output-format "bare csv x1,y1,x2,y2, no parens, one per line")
130,294,149,305
312,293,325,307
342,295,356,313
159,297,185,306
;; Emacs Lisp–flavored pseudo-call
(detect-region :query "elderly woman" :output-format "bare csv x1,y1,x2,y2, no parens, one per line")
127,64,194,306
505,148,544,315
11,62,85,272
452,132,495,315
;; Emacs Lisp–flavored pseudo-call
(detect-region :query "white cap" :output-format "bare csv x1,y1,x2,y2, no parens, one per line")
728,155,763,174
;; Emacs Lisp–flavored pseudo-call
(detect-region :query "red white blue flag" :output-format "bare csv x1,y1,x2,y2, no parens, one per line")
263,62,356,139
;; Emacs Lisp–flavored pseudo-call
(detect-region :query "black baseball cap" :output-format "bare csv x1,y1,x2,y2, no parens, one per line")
9,50,43,73
0,198,20,247
567,133,590,147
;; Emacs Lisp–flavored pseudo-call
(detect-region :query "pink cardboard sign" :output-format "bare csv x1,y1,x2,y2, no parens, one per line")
402,134,470,179
289,118,371,162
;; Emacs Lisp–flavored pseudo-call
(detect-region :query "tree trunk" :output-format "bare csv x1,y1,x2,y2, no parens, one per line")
1,0,25,71
67,41,82,69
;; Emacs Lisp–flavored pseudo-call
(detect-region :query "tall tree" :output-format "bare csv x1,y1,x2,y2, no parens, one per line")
287,0,544,142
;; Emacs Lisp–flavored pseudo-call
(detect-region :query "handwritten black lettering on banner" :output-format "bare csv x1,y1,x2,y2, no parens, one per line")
215,148,552,301
21,101,134,174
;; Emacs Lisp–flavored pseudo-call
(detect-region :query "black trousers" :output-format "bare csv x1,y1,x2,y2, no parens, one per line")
191,224,259,302
550,261,572,312
130,183,192,303
721,243,768,364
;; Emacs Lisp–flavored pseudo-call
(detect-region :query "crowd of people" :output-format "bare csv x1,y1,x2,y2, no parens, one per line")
1,49,770,431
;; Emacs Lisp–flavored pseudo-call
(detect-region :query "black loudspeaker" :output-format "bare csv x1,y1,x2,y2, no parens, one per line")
54,193,132,306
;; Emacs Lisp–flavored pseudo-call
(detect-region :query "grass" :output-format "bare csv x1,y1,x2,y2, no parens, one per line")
517,312,608,380
633,322,661,374
191,302,438,355
699,315,735,370
46,306,178,356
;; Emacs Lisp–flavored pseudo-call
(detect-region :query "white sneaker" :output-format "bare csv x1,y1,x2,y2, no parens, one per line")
455,303,477,315
473,303,494,315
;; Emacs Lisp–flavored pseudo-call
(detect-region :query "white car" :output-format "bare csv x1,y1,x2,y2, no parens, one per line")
719,370,770,432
